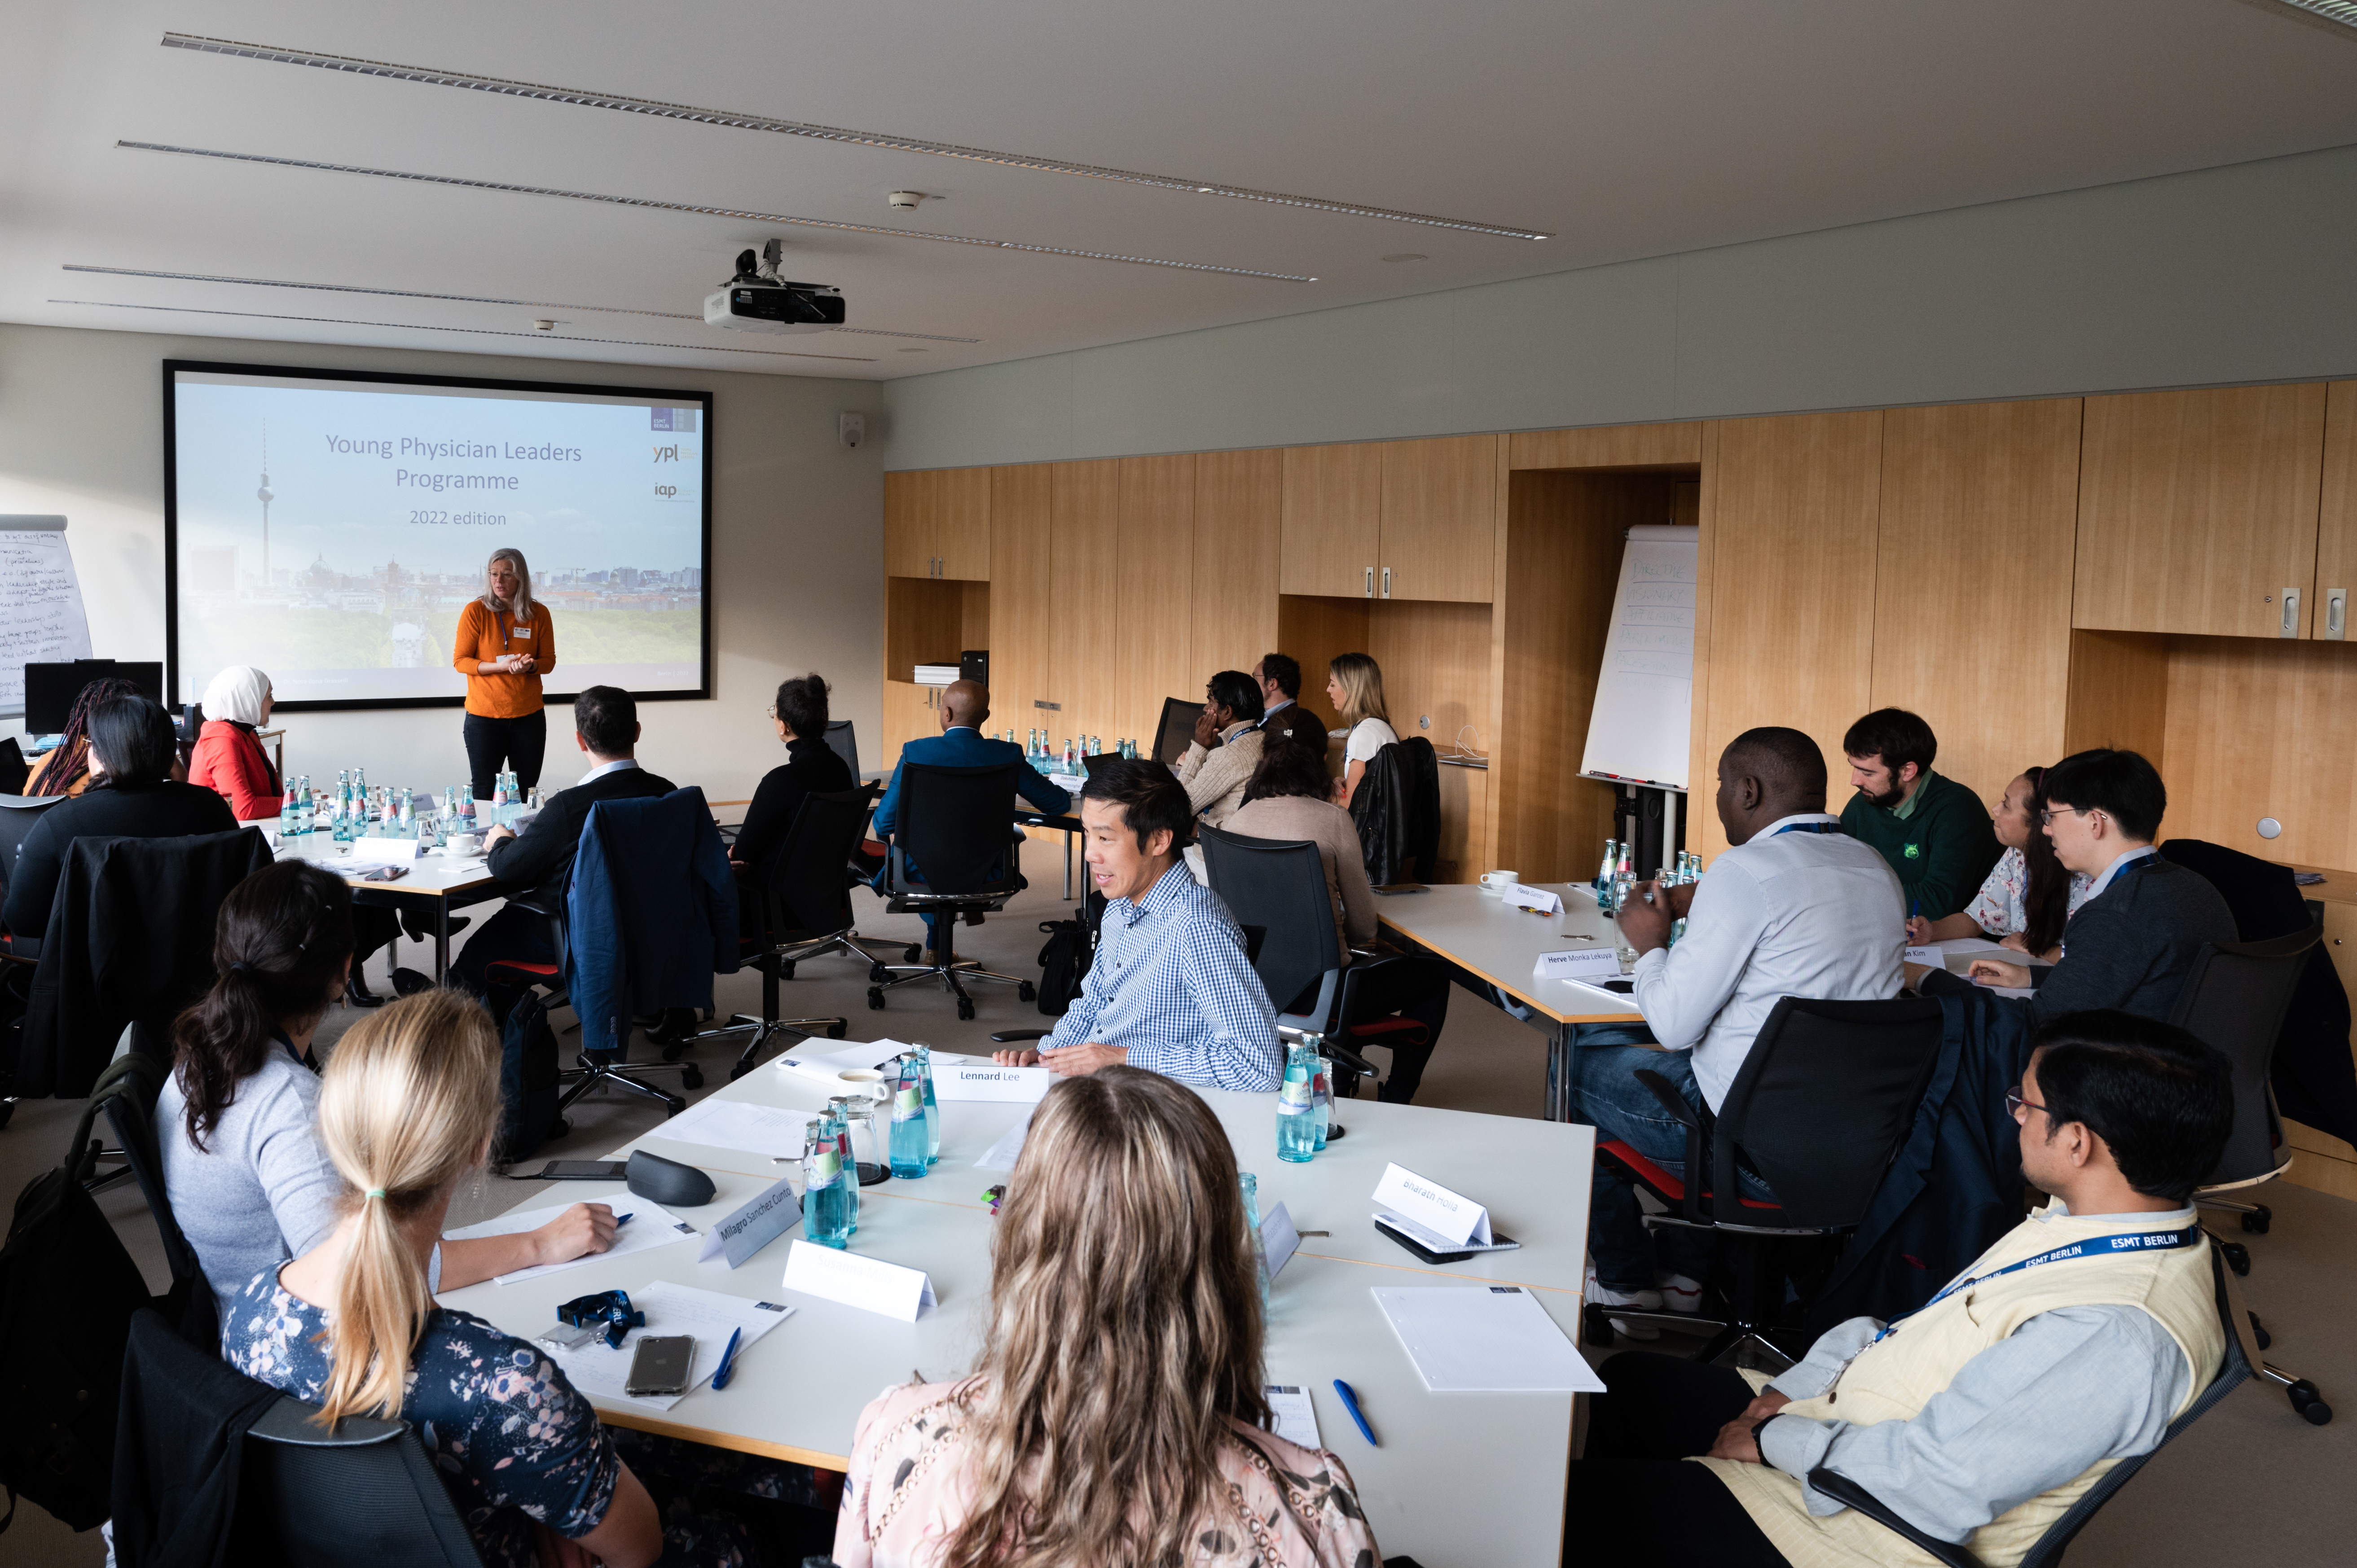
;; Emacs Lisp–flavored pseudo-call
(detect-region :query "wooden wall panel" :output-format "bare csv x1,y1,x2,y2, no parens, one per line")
1369,599,1493,882
2161,637,2357,870
1051,461,1121,748
1379,435,1498,603
1276,594,1373,763
1689,423,1723,858
1117,454,1198,743
2318,381,2357,640
1280,444,1381,598
986,465,1054,733
1507,422,1704,471
1871,399,2082,808
930,467,994,580
1190,448,1282,692
1695,411,1886,853
2073,385,2326,638
2061,630,2170,764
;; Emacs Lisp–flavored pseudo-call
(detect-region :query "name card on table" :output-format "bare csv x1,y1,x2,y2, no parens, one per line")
1261,1200,1301,1279
1533,947,1621,983
1372,1161,1497,1247
344,836,422,869
698,1175,802,1269
781,1238,937,1321
935,1061,1053,1102
1903,945,1944,967
1498,883,1563,915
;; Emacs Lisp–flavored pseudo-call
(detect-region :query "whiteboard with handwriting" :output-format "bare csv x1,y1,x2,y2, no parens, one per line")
0,517,92,720
1578,523,1696,791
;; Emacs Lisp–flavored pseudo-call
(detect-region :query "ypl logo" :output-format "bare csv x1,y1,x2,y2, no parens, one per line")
652,444,681,462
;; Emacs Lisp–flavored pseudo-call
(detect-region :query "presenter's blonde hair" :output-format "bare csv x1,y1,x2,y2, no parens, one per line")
481,548,536,624
1328,650,1390,728
310,989,503,1425
944,1067,1271,1568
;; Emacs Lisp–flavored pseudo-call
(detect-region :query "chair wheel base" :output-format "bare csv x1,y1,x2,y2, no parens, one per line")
2250,1310,2272,1351
729,1062,755,1081
1581,1304,1619,1347
681,1066,704,1090
548,1116,570,1141
778,959,796,980
867,988,886,1010
2241,1206,2272,1234
870,963,890,983
903,944,923,962
2222,1240,2251,1276
957,998,976,1021
1017,981,1037,1002
827,1021,848,1039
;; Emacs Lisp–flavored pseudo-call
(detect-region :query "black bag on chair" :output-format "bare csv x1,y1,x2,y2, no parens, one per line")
1033,892,1105,1017
488,983,563,1164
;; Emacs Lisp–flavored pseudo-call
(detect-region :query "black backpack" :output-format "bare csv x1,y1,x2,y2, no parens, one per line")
1033,892,1106,1017
488,982,563,1166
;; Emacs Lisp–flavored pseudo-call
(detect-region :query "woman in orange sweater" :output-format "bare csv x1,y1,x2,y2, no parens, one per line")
452,548,556,801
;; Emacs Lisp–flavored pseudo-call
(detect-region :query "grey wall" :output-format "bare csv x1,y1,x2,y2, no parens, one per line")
0,322,882,801
881,141,2357,470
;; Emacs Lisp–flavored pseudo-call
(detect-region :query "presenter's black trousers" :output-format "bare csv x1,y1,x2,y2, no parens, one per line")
1567,1352,1792,1565
463,710,548,799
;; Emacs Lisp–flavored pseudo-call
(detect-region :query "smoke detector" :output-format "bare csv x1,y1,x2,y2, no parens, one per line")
888,190,924,210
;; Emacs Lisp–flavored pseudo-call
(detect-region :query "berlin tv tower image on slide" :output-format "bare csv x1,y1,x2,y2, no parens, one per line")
256,419,272,587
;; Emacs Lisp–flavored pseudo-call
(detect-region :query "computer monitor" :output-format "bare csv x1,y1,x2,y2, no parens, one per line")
22,660,165,733
1152,697,1200,766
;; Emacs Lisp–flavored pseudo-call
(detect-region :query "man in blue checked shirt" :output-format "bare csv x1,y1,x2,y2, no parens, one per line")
991,757,1283,1092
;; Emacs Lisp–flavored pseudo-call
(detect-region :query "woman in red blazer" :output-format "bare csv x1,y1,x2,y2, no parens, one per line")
188,666,281,820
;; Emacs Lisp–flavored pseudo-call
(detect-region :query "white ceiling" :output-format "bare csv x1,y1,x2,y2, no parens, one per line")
5,0,2357,383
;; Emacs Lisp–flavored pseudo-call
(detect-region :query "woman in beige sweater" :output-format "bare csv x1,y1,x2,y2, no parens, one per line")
1223,736,1376,963
1173,670,1267,826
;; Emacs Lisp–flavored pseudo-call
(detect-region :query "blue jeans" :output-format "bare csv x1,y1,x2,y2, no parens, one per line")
1568,1027,1776,1293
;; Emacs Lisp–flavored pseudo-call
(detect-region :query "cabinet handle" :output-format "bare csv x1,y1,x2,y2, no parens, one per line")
2280,588,2300,639
2326,589,2348,641
1382,566,1392,600
1364,566,1374,598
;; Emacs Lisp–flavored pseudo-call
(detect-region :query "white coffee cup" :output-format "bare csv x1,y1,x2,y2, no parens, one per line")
446,831,484,856
1479,870,1520,894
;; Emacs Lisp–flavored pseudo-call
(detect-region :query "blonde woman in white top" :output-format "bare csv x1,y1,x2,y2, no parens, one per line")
1324,651,1396,810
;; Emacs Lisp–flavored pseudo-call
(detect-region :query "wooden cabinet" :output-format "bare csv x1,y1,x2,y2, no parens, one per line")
1380,435,1499,603
1192,449,1283,689
1280,444,1381,598
1118,455,1198,732
987,464,1055,732
2316,381,2356,641
2073,385,2326,639
1051,460,1122,745
882,468,991,580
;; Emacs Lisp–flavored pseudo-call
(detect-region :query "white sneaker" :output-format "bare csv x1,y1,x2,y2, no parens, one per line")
1657,1274,1706,1314
1585,1262,1663,1341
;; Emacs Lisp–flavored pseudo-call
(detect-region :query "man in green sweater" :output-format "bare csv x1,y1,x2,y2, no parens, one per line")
1837,707,2001,921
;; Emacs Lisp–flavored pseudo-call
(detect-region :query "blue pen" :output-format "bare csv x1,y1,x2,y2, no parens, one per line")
710,1327,744,1390
613,1212,634,1229
1332,1379,1378,1447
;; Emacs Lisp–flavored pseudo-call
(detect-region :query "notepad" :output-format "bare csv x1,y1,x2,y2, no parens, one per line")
660,1099,814,1160
442,1199,698,1285
542,1282,794,1411
1372,1285,1602,1393
1264,1385,1321,1449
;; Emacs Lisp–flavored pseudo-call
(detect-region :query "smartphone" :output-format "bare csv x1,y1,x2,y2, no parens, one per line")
1371,883,1429,896
536,1160,629,1181
536,1321,601,1352
361,865,409,882
624,1334,697,1397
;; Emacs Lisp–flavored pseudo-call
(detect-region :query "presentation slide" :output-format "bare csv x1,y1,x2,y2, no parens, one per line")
167,365,709,708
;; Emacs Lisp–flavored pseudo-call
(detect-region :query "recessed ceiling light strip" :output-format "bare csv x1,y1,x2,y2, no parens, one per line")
159,32,1550,241
59,264,982,341
47,299,879,360
115,141,1315,282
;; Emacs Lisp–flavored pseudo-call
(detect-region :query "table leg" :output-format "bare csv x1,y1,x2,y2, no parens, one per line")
1547,1019,1571,1123
1062,829,1073,901
434,900,451,984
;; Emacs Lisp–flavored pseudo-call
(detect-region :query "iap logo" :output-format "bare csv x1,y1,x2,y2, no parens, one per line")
650,407,699,432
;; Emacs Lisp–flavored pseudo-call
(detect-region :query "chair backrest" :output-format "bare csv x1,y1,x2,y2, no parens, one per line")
2166,926,2321,1185
761,787,874,938
1152,698,1199,765
0,735,26,796
891,761,1023,896
1198,822,1337,1023
1715,996,1945,1230
0,791,65,894
91,1047,213,1339
233,1398,487,1566
822,719,859,779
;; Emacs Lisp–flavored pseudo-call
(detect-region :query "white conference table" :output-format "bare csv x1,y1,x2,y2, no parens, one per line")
440,1040,1597,1567
259,825,503,981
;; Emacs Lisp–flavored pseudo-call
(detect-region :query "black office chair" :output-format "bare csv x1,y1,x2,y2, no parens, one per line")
1152,697,1200,766
0,791,65,898
869,761,1037,1021
1593,995,1945,1367
691,788,867,1078
0,736,27,796
1808,1237,2260,1568
2165,925,2333,1423
823,719,860,780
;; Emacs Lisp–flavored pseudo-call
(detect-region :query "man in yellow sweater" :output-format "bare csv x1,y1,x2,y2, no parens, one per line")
1570,1009,2231,1568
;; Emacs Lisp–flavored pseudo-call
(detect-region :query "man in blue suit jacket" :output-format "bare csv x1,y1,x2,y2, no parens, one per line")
871,680,1070,955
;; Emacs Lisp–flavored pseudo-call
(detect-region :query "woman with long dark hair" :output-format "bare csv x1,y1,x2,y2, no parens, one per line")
1904,765,2092,961
163,859,617,1322
22,675,140,796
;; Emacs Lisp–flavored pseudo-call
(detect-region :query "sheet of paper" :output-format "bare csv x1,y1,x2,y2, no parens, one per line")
781,1238,936,1321
1264,1385,1321,1450
1372,1286,1603,1393
1498,883,1564,915
542,1282,795,1412
697,1175,802,1268
1534,948,1620,982
661,1099,814,1160
1262,1201,1301,1278
974,1115,1032,1171
935,1061,1052,1102
441,1199,698,1285
1370,1161,1493,1246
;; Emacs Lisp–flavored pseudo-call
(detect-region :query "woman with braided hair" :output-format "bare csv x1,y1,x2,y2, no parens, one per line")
22,675,140,796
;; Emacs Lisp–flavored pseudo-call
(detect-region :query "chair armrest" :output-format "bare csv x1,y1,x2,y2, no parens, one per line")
1804,1469,1986,1568
1633,1068,1707,1223
989,1030,1051,1044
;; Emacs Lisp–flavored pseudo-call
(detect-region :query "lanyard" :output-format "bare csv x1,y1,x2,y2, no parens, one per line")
1873,1223,2201,1344
1772,821,1843,836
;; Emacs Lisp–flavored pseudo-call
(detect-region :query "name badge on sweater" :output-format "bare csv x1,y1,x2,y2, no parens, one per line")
511,625,532,637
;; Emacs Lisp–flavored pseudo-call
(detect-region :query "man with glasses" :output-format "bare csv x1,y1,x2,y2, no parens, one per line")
1570,1010,2232,1567
1908,749,2233,1025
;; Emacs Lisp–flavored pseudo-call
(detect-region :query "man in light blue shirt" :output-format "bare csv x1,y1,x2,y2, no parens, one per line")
992,757,1282,1092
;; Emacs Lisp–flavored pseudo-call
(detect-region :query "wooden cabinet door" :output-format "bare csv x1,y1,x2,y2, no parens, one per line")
931,467,993,580
2317,381,2356,641
1192,449,1283,689
882,472,934,579
989,465,1056,729
1280,444,1381,598
1119,455,1197,737
2073,385,2326,638
1051,461,1122,745
1379,435,1498,603
882,680,939,759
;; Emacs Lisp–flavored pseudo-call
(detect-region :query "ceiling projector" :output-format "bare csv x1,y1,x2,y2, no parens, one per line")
705,240,845,335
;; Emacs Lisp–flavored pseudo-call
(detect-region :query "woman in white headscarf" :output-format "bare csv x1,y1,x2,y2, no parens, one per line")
188,666,279,820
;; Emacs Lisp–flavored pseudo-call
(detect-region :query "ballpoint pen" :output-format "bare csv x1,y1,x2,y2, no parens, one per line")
1332,1379,1379,1447
614,1212,635,1229
710,1326,744,1390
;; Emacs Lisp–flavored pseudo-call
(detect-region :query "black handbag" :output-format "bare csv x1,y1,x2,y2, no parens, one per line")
1033,892,1106,1016
488,982,563,1166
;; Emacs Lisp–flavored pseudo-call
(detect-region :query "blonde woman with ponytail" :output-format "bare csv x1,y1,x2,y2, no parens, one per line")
225,990,666,1568
835,1067,1380,1568
1323,652,1396,810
